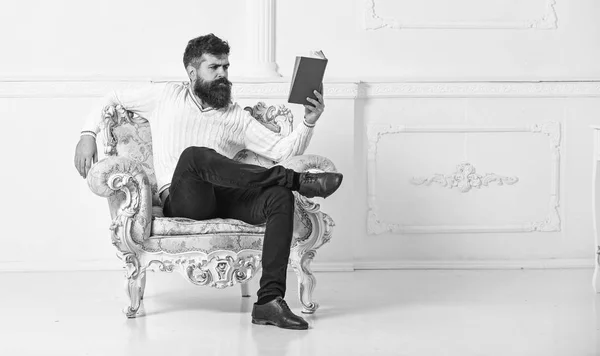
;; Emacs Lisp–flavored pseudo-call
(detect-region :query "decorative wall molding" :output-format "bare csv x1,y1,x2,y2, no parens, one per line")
364,0,558,30
0,80,359,99
411,162,519,193
232,82,359,99
353,259,593,270
366,122,562,235
1,80,600,98
360,82,600,98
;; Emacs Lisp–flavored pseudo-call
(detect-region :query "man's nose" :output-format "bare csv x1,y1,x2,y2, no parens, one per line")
216,67,227,78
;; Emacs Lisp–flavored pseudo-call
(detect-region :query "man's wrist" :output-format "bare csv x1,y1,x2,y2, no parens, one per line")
303,118,316,128
80,131,97,140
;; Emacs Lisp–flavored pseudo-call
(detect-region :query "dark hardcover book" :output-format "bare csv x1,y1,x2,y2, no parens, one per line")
287,51,328,105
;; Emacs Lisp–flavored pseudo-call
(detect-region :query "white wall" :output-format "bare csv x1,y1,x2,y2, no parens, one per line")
276,0,600,81
0,0,249,79
1,0,599,272
355,89,600,267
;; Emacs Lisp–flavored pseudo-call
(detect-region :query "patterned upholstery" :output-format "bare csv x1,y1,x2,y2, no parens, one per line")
152,217,266,236
143,233,264,254
109,110,160,206
144,202,313,253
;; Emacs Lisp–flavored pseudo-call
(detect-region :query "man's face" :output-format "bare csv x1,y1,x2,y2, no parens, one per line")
192,53,232,109
197,53,229,82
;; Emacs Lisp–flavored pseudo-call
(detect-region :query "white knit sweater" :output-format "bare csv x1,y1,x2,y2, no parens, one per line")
81,82,314,194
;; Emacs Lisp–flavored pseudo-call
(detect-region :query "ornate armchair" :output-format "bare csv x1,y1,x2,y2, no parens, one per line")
86,102,337,318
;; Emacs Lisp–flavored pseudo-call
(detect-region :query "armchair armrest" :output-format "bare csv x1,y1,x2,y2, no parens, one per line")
278,154,338,173
87,156,153,248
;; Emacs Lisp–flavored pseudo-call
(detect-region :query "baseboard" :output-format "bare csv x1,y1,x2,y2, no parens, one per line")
353,259,594,270
310,262,355,272
0,259,592,273
0,259,124,272
0,259,355,273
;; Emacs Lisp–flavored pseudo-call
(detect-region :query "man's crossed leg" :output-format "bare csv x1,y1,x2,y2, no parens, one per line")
162,146,343,330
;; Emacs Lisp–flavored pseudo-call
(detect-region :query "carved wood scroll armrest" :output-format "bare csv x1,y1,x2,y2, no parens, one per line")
278,154,338,173
87,156,153,246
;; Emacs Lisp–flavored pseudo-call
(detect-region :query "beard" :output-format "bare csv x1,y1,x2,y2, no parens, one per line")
193,76,232,109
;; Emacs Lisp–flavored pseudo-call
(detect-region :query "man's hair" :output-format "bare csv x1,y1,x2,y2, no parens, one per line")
183,34,230,69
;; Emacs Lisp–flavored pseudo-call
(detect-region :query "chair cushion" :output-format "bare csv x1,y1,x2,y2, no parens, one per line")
144,194,313,254
151,217,266,236
143,233,264,254
144,209,266,254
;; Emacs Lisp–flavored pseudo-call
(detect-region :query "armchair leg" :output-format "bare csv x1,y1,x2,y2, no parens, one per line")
241,283,251,297
240,272,260,298
290,250,319,314
123,254,146,318
140,271,147,301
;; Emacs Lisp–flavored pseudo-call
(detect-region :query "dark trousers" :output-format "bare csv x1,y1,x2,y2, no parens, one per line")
163,146,297,300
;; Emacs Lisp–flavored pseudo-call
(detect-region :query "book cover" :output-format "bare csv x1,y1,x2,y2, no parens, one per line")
287,51,328,105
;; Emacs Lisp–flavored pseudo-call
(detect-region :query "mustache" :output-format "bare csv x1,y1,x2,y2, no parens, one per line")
211,77,232,88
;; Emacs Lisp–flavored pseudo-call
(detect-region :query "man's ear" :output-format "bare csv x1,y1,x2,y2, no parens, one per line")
186,65,196,81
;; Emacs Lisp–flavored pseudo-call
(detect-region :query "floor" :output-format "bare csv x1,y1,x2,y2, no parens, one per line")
1,269,598,356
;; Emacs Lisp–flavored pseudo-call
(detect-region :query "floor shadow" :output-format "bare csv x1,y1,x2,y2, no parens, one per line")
250,322,309,355
134,270,555,320
141,293,255,317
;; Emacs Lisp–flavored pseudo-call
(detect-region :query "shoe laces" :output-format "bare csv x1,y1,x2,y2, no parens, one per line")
301,173,318,184
278,298,292,312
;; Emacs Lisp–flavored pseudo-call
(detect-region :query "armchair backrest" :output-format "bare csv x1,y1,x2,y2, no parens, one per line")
100,102,294,206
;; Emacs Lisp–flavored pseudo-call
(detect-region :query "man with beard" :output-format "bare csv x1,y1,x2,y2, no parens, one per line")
74,34,342,330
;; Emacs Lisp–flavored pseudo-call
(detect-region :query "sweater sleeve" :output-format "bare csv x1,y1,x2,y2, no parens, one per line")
243,109,315,162
80,83,165,137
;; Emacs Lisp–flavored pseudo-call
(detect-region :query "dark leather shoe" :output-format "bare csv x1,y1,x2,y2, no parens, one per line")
251,297,309,330
298,172,343,198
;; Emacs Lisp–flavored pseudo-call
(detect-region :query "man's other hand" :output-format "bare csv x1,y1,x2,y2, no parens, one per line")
75,136,98,179
304,89,325,125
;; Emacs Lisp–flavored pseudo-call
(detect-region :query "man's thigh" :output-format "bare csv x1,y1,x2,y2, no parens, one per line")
165,171,218,220
214,186,269,225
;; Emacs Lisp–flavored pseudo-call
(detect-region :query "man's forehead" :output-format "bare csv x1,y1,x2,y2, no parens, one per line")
201,53,229,65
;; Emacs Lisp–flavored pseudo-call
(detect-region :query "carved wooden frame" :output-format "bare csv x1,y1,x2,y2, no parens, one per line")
90,103,337,318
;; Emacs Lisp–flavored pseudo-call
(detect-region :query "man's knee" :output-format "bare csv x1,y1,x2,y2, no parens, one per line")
265,186,295,213
180,146,216,163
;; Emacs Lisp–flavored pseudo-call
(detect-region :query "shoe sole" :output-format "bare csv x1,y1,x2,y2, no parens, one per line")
252,318,309,330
